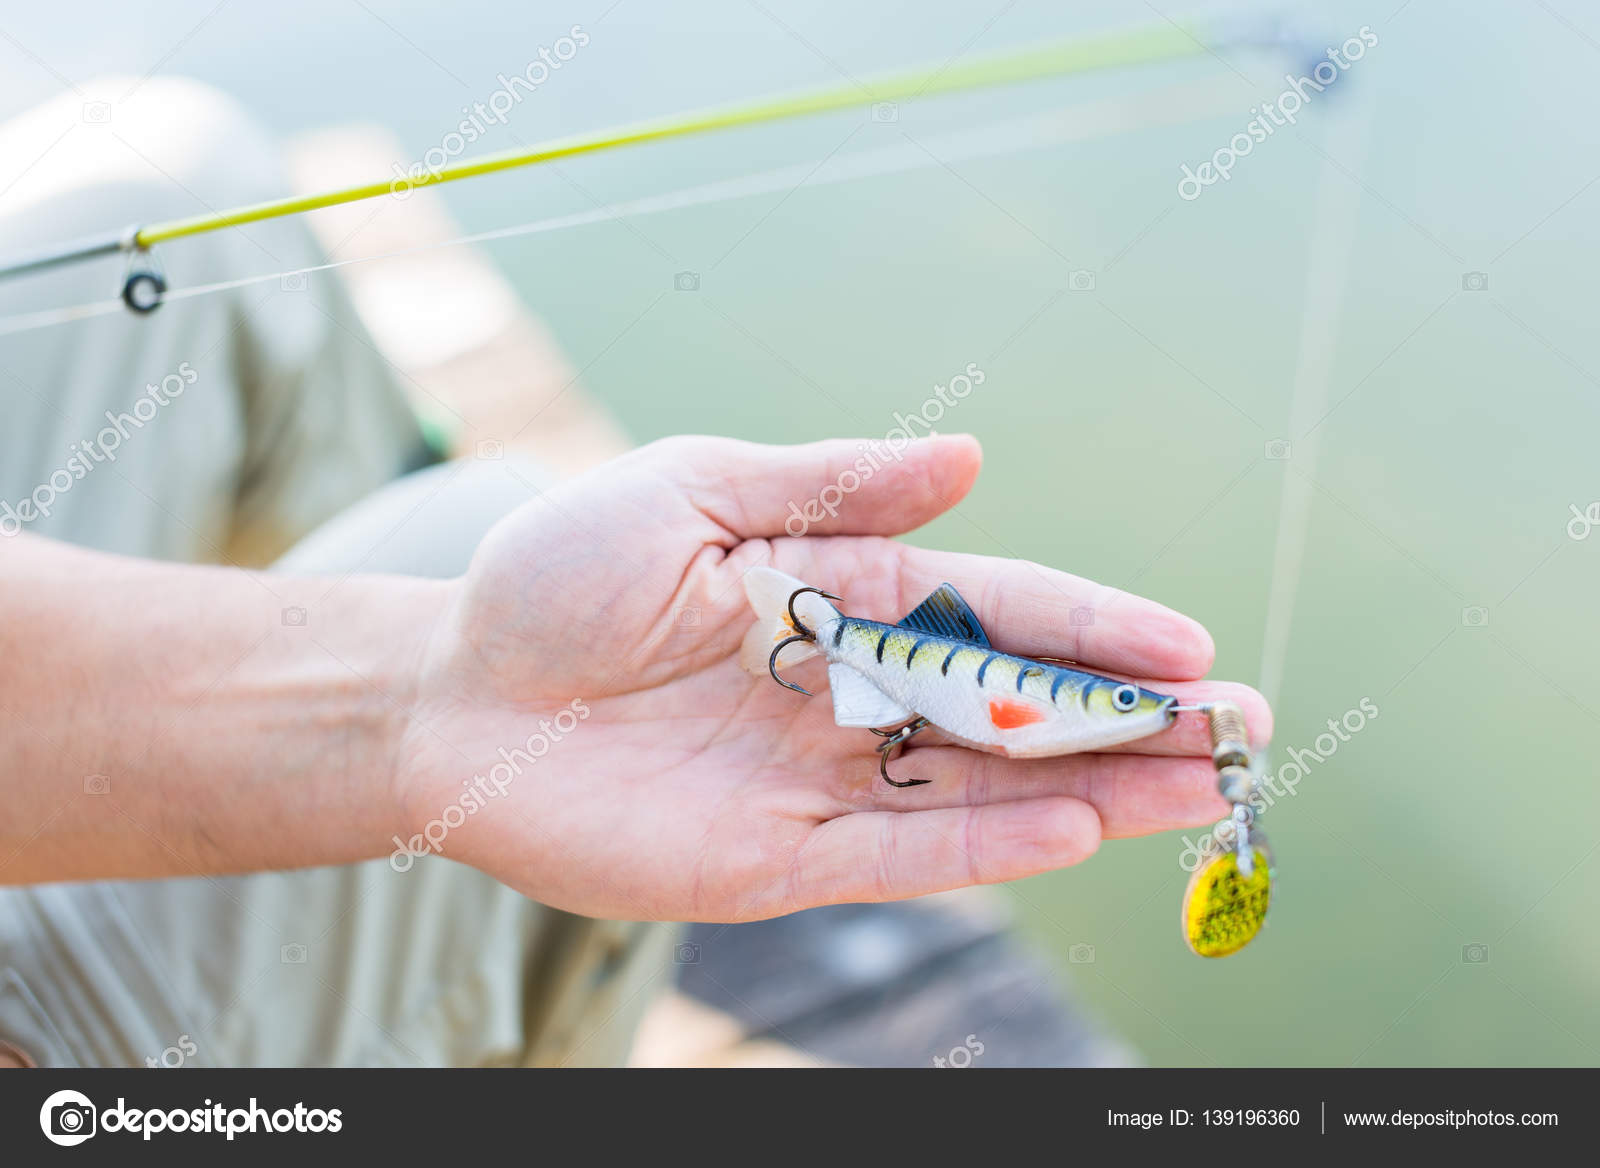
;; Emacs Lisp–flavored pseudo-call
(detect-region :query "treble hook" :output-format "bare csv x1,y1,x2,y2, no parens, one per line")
876,717,930,787
767,587,842,696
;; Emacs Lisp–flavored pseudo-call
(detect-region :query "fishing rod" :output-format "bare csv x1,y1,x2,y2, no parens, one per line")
0,19,1224,311
0,73,1255,339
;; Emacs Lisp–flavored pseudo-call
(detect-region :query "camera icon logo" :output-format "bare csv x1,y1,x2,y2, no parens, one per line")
282,606,307,627
281,942,307,964
1461,943,1490,964
1461,606,1489,628
674,942,701,964
1068,269,1096,292
1264,438,1292,460
1069,606,1095,628
1068,943,1096,964
870,101,899,123
676,606,701,627
674,270,700,292
81,101,112,125
83,773,111,795
280,272,308,292
40,1089,97,1146
476,439,505,460
1461,271,1488,292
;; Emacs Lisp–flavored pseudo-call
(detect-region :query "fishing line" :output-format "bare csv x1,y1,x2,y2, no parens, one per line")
0,298,127,336
1255,91,1377,708
0,73,1245,339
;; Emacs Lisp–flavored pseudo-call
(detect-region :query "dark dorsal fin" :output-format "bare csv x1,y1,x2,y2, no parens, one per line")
896,583,990,646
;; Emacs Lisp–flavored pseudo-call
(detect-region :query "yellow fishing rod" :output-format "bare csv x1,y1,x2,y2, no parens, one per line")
0,18,1217,309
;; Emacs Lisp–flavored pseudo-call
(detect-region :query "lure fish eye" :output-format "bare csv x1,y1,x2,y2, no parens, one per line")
1112,684,1139,711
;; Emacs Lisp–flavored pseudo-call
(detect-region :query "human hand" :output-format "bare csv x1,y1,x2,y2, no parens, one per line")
396,435,1270,922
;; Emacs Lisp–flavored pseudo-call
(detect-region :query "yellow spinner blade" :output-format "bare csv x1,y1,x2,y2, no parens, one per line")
1183,847,1271,958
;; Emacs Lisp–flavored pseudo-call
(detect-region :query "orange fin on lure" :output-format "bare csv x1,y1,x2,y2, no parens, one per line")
988,698,1049,729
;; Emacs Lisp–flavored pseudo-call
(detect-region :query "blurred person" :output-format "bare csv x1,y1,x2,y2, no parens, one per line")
0,80,1267,1068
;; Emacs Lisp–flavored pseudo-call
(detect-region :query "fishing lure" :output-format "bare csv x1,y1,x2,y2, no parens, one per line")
740,567,1182,786
741,566,1274,956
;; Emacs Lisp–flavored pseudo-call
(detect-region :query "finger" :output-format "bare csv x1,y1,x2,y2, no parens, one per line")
788,541,1215,681
1097,680,1273,754
645,433,982,540
792,797,1101,909
840,749,1228,838
900,547,1216,680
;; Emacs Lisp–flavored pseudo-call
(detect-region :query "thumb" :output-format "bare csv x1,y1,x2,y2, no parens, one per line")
648,434,983,540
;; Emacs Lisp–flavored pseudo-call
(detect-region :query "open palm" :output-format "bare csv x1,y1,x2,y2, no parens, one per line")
398,435,1271,922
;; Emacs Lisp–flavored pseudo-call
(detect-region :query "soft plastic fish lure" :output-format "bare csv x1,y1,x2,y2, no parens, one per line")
740,567,1181,785
741,566,1274,957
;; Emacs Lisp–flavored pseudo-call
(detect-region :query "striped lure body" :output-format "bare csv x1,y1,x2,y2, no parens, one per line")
740,567,1178,759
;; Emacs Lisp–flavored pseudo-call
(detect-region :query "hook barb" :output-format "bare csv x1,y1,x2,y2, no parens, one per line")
877,717,931,787
768,634,817,695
